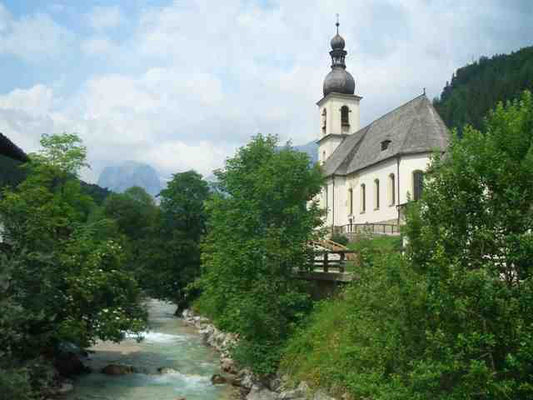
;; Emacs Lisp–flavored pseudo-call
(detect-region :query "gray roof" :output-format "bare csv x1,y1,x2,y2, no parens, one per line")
322,94,449,177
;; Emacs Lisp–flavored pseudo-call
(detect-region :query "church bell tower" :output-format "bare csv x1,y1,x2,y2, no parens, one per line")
317,19,362,164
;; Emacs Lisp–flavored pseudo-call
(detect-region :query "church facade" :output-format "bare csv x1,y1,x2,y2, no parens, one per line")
317,23,450,230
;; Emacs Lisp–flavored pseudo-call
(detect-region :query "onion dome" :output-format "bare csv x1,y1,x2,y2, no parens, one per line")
323,19,356,97
323,68,355,96
330,33,345,50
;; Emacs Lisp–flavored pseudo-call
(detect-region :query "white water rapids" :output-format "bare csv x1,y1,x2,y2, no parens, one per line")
66,299,237,400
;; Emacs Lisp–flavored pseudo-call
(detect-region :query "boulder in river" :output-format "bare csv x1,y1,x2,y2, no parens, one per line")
101,364,135,375
55,352,89,376
211,373,228,384
158,367,178,374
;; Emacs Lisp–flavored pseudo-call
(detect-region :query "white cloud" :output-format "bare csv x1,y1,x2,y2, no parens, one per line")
0,5,74,61
81,37,116,55
0,0,531,184
87,6,122,31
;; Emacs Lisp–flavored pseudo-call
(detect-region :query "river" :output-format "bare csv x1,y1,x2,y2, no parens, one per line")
66,299,237,400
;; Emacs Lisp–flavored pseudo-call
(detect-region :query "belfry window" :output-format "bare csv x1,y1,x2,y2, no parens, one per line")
322,109,327,134
348,188,353,215
341,106,350,126
413,170,424,201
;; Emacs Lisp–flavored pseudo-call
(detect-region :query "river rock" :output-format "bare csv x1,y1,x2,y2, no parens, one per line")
158,367,178,374
220,356,237,373
102,364,135,375
211,373,227,384
54,352,88,376
246,385,279,400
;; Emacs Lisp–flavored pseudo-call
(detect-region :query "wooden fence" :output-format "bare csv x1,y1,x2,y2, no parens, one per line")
336,223,400,236
309,250,360,273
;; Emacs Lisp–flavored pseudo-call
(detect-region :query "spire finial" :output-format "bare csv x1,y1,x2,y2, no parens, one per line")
335,13,340,34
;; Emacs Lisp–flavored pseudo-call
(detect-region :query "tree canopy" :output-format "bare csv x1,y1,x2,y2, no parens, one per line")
434,46,533,133
0,134,146,398
195,134,323,374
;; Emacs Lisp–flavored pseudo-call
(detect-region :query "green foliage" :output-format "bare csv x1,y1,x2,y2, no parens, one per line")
34,133,88,176
434,46,533,134
330,233,349,246
0,133,147,397
104,186,158,241
136,171,209,308
282,92,533,399
195,134,323,374
281,253,427,399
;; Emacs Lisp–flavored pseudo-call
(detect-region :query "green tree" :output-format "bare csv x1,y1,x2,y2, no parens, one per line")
0,133,146,397
103,186,158,241
402,91,533,399
196,134,323,374
138,171,209,310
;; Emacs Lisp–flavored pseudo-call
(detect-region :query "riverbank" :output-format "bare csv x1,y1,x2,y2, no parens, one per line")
182,309,338,400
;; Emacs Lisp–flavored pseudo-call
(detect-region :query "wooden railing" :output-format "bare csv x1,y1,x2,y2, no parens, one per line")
337,223,400,236
309,250,360,273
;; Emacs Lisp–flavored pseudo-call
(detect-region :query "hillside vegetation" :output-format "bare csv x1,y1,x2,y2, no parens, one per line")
434,46,533,132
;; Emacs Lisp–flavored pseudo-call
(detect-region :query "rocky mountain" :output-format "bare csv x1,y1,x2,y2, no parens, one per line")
98,161,162,196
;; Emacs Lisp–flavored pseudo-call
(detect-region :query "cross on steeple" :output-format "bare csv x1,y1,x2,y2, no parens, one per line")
336,13,340,34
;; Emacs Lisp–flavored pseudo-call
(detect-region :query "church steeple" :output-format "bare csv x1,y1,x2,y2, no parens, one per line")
323,18,355,96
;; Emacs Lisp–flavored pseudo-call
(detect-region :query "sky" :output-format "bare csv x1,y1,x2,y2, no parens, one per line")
0,0,531,183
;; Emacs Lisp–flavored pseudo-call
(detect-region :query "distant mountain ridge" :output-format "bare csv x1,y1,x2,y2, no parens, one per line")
293,141,318,164
98,161,162,196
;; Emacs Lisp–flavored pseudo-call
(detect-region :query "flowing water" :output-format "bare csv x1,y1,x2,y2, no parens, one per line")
66,300,236,400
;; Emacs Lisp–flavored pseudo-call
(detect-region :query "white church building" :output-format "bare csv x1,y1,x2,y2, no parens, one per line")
317,22,450,232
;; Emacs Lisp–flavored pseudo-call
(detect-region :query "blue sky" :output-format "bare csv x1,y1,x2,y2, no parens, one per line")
0,0,531,182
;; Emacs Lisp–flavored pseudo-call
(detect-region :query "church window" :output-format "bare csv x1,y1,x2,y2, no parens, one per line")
413,170,424,201
389,173,395,205
348,188,353,215
381,140,391,151
360,184,366,213
322,150,326,164
341,106,350,126
322,109,327,134
374,179,380,209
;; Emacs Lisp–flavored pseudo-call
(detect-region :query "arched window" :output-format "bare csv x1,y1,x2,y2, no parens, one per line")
341,105,350,126
374,179,380,209
321,109,327,134
322,150,326,164
360,184,366,213
348,188,353,215
389,173,395,205
413,170,424,201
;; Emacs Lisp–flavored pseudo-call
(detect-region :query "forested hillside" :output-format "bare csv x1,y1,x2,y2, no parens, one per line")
434,46,533,132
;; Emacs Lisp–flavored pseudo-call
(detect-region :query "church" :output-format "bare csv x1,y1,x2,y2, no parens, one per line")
317,22,450,232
